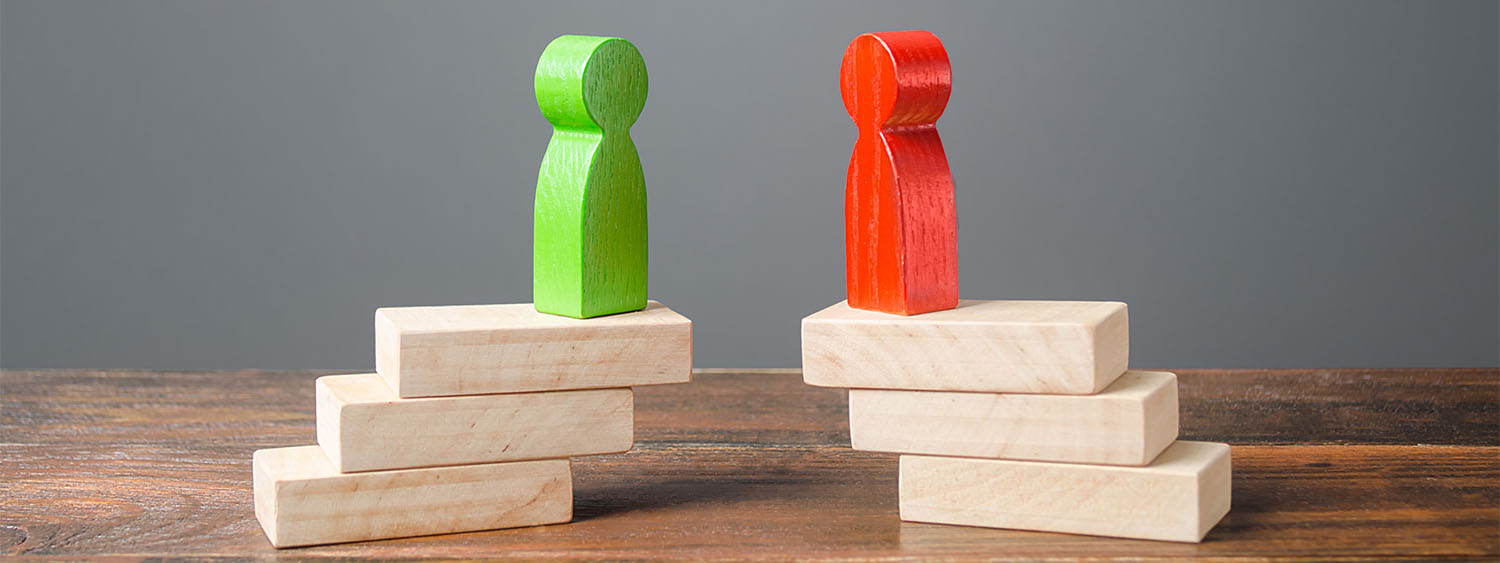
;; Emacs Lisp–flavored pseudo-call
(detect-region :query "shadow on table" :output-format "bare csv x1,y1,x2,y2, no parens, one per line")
569,445,888,523
571,471,838,523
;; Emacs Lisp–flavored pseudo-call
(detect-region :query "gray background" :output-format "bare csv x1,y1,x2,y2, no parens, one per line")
3,1,1496,370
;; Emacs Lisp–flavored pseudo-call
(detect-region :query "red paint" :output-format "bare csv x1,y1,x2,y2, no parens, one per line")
840,30,958,315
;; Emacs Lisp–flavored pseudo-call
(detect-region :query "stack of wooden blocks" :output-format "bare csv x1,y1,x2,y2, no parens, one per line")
253,301,692,547
802,300,1231,542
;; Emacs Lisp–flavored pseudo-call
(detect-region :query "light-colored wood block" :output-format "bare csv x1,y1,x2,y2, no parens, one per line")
253,446,571,548
316,374,632,472
899,441,1231,542
851,370,1178,465
802,299,1128,394
376,300,691,397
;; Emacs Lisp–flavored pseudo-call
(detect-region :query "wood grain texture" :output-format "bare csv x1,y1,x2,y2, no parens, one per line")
851,370,1178,465
533,35,649,319
316,374,632,472
254,446,571,547
841,30,958,316
4,369,1485,446
803,300,1129,393
375,301,690,397
900,442,1232,542
2,369,1496,559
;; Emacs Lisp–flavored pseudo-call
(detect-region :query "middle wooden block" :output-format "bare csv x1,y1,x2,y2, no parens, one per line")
376,300,692,397
802,300,1129,394
316,373,633,472
850,370,1179,466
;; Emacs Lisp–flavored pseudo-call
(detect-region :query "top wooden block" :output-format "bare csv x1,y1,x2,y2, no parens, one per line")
802,300,1128,394
376,300,691,397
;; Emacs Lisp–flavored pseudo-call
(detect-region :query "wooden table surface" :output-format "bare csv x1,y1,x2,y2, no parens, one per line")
3,368,1496,560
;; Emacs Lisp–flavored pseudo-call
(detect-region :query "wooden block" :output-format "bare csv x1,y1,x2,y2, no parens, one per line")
802,300,1128,394
899,441,1231,542
534,35,649,319
841,30,958,315
850,370,1178,465
376,300,691,398
316,374,632,472
253,446,571,548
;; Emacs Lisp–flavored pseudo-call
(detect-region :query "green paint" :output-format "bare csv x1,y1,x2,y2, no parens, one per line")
533,35,648,318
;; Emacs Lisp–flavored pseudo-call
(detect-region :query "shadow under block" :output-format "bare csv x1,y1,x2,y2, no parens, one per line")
376,300,691,398
802,300,1129,394
252,446,571,548
899,441,1231,542
316,374,632,472
850,371,1178,466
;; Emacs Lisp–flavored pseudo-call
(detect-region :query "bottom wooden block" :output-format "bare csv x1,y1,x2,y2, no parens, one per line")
899,441,1231,543
253,446,571,548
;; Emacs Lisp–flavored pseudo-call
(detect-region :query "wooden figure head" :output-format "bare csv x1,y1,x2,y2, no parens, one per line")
839,31,959,315
535,36,648,132
840,31,952,130
533,36,649,319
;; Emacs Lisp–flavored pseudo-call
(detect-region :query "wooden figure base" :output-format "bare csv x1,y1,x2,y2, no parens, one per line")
316,374,632,472
376,300,691,397
850,370,1178,466
252,446,571,548
899,441,1231,543
802,300,1129,394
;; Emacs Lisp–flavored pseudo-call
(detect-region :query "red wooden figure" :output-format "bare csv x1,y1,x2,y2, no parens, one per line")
840,30,958,315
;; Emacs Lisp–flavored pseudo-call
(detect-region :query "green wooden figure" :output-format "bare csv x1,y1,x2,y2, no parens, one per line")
533,35,649,318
